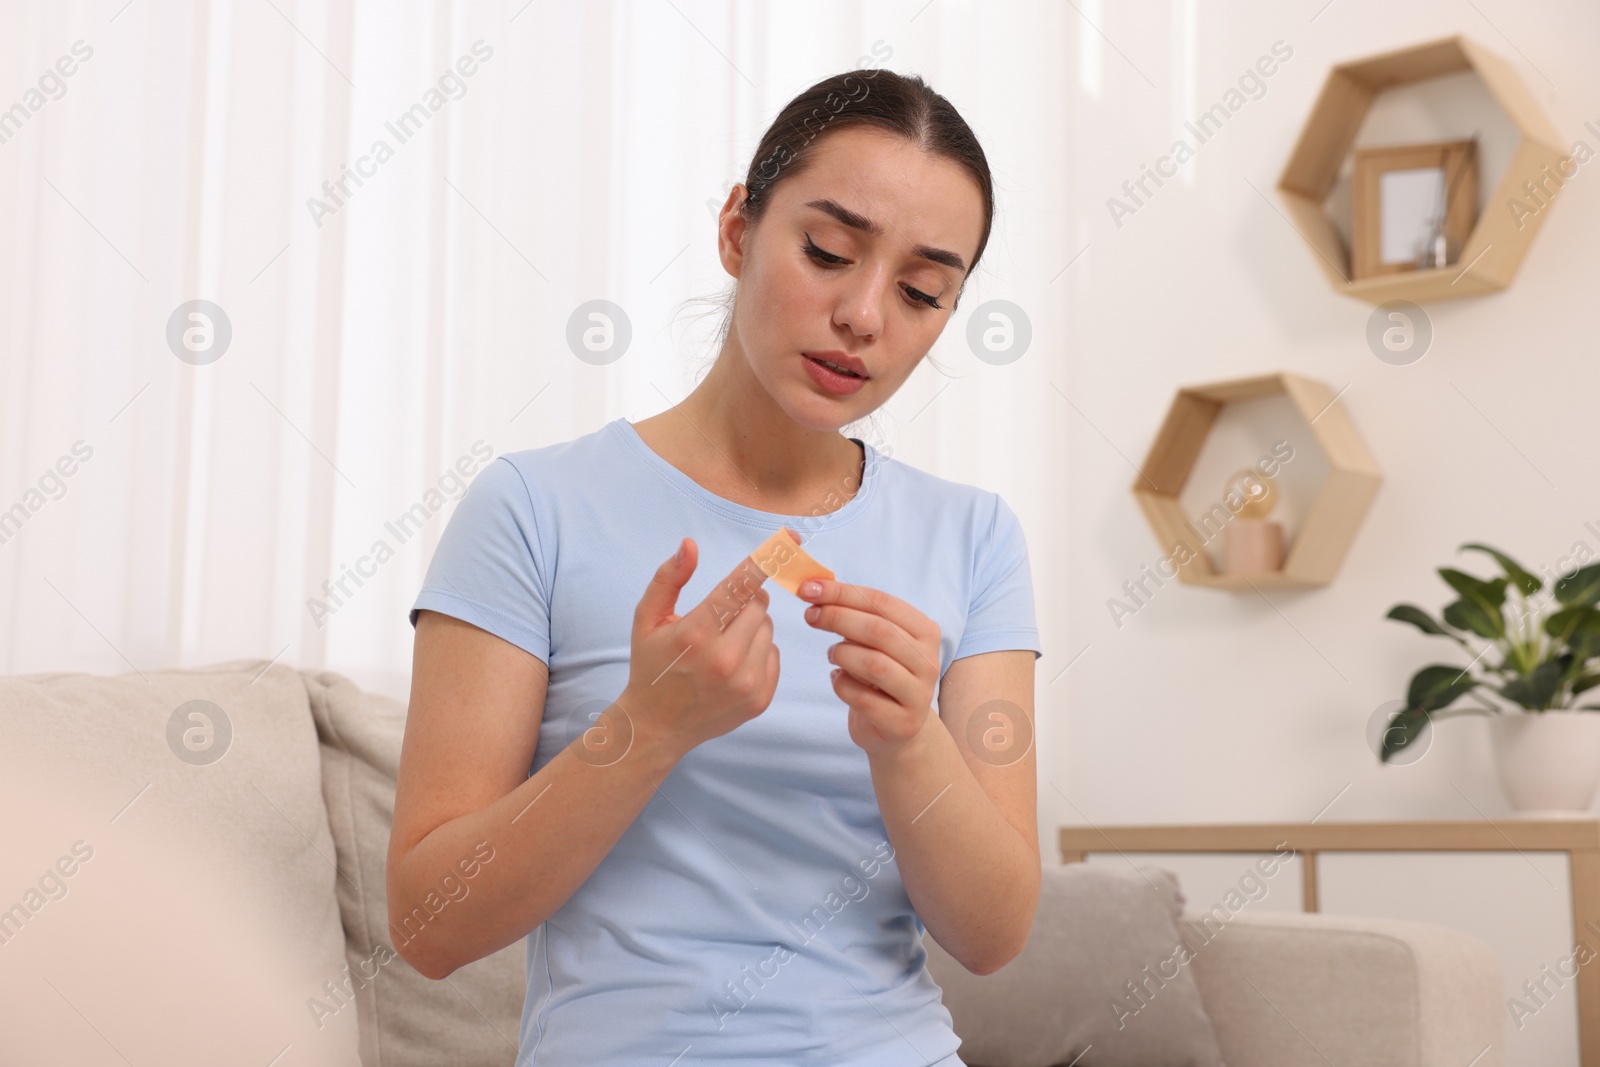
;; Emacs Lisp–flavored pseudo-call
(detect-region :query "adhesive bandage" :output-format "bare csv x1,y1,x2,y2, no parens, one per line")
751,527,834,596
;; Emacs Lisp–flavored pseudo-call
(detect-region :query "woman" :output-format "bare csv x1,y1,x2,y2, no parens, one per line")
389,67,1043,1066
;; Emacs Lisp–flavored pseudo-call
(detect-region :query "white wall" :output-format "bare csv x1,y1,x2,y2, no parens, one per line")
1036,0,1599,827
1032,4,1598,1063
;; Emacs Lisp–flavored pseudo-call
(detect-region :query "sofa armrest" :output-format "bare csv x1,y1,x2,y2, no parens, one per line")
1181,910,1504,1067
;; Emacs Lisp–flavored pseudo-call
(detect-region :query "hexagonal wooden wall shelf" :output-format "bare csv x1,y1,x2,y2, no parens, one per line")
1278,35,1566,305
1132,372,1382,590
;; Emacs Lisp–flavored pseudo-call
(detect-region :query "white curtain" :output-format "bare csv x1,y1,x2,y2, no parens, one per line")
1,0,1072,702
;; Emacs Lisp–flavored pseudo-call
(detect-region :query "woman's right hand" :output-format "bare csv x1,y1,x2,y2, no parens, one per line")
619,534,784,760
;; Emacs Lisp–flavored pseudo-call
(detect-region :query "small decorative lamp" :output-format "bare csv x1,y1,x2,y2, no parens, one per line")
1221,467,1284,576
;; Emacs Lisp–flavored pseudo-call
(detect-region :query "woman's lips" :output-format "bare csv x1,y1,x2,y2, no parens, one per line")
803,350,869,377
802,353,869,396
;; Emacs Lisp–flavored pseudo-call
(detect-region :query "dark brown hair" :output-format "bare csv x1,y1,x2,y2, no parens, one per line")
738,68,995,287
685,68,995,360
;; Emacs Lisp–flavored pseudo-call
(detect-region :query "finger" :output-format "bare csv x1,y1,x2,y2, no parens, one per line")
830,642,917,707
696,552,772,628
816,610,939,685
711,573,771,643
751,614,775,671
635,538,698,632
811,604,913,657
831,667,902,720
801,580,931,642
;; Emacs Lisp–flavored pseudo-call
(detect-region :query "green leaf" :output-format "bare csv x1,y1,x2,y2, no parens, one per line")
1438,567,1509,611
1573,629,1600,664
1406,664,1480,713
1460,542,1543,596
1386,603,1453,637
1442,597,1505,639
1546,606,1600,646
1380,707,1431,763
1555,563,1600,608
1574,673,1600,696
1500,659,1566,710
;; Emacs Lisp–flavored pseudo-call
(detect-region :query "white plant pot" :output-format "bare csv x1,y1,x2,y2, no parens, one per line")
1488,711,1600,817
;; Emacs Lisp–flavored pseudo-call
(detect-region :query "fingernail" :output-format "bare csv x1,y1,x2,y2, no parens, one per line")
805,605,821,622
673,539,685,564
800,580,821,598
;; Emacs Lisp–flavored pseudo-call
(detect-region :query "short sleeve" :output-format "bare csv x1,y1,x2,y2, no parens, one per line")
953,491,1043,662
408,456,552,665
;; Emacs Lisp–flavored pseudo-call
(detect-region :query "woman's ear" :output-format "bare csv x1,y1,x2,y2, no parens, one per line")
717,184,752,278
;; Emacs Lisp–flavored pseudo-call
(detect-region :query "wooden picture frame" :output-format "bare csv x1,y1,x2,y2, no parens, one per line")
1352,139,1478,280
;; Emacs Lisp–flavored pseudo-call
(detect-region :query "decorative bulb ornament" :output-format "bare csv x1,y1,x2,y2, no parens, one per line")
1225,468,1277,520
1221,467,1285,575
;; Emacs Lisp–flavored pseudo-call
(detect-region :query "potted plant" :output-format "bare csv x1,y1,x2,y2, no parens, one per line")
1381,542,1600,815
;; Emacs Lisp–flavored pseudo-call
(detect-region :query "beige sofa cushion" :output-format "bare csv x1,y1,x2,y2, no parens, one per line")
1185,909,1505,1067
924,863,1223,1067
303,667,526,1066
0,659,361,1065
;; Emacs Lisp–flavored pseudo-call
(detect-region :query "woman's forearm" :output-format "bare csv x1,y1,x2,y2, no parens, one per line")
389,698,684,980
867,710,1040,975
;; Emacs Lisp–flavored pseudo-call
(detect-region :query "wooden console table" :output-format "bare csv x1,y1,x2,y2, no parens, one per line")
1059,820,1600,1067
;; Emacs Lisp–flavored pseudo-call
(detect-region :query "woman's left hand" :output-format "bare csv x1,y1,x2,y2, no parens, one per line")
798,578,941,758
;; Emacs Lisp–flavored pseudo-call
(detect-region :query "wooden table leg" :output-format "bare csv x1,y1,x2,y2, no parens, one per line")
1302,850,1319,913
1571,848,1600,1067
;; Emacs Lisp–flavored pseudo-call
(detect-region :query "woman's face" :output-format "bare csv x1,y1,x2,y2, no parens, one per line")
718,124,986,432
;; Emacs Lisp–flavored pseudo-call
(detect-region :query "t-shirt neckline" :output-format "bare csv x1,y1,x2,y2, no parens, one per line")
611,417,879,531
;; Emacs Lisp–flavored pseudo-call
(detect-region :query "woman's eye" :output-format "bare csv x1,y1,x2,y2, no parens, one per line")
802,233,944,311
801,235,846,265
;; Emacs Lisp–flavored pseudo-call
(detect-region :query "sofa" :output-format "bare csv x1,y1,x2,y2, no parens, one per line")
0,659,1505,1065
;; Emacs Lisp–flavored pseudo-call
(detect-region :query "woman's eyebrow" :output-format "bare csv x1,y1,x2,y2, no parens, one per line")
803,198,966,273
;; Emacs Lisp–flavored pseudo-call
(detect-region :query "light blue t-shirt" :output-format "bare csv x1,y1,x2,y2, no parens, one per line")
409,416,1042,1066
